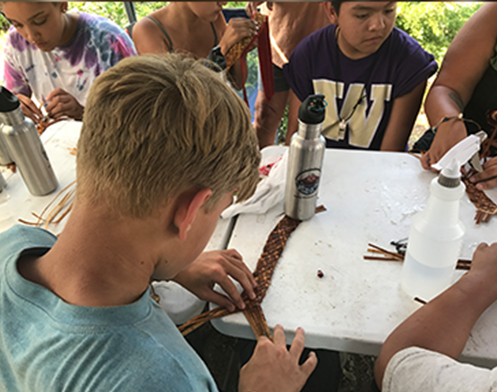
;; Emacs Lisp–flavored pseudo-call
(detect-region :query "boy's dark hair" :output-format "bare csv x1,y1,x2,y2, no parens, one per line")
331,1,342,15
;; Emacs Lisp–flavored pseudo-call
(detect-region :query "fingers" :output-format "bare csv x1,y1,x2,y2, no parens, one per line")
227,18,257,39
45,89,83,120
215,272,246,311
475,243,489,254
287,327,317,379
272,324,286,346
226,249,257,289
198,249,256,310
420,152,432,170
219,248,257,296
45,94,69,118
16,94,42,122
204,290,238,312
289,327,306,359
470,158,497,190
300,351,318,378
45,87,67,102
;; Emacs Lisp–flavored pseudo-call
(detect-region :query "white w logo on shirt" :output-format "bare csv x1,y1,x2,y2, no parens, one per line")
313,80,392,148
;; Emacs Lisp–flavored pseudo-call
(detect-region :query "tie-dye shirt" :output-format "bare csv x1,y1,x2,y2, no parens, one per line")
3,12,136,107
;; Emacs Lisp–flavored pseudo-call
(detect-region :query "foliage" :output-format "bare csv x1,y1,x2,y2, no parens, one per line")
0,1,484,134
68,2,245,27
396,2,483,65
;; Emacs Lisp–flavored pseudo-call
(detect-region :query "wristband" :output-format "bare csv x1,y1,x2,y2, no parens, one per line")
206,46,226,72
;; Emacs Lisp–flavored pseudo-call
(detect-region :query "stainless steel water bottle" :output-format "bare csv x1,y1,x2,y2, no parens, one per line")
0,87,58,195
285,94,326,220
0,122,14,166
0,171,6,193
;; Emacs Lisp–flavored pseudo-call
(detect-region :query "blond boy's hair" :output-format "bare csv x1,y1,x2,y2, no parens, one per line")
76,54,260,218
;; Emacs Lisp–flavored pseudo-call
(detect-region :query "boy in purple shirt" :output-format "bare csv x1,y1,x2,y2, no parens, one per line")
284,1,437,151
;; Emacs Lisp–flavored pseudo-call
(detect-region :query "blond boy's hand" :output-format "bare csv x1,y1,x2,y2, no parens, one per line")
239,325,317,392
172,249,257,312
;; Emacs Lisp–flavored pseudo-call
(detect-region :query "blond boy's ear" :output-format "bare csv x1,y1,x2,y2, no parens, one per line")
324,3,338,24
173,188,212,241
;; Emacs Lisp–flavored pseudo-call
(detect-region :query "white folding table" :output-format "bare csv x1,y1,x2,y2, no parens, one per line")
212,146,497,368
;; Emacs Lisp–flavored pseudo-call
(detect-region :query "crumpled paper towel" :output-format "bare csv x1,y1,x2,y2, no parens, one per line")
151,280,206,325
222,149,288,218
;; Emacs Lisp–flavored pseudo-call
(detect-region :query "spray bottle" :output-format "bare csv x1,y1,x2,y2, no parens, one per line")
401,135,481,301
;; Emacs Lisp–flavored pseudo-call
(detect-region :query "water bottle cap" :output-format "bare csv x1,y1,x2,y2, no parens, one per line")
298,94,326,124
0,87,20,113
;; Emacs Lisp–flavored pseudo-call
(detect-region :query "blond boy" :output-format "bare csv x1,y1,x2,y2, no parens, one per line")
0,54,316,391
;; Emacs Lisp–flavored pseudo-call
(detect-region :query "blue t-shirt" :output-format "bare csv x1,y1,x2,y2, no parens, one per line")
0,225,218,392
284,25,438,150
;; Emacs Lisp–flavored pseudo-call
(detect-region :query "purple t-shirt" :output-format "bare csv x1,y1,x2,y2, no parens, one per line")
3,12,136,107
284,25,437,150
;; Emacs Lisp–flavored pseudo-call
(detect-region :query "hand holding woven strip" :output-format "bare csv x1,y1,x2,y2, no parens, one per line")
462,177,497,223
178,215,301,337
225,11,267,70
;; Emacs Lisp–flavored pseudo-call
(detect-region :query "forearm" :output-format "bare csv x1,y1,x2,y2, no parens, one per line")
375,272,497,388
228,58,246,91
285,91,301,145
380,81,425,152
425,85,465,128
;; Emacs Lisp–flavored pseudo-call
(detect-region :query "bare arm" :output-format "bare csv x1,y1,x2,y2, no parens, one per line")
285,90,302,145
375,243,497,389
380,80,426,152
422,2,497,169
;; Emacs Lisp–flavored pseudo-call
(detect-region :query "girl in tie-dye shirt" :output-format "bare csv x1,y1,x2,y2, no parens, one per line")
2,2,136,122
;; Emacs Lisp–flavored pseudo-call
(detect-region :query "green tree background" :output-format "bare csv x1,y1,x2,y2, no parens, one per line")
0,2,485,142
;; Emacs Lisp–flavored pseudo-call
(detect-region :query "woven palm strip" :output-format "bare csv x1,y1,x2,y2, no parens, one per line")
225,11,267,70
462,177,497,223
179,215,301,338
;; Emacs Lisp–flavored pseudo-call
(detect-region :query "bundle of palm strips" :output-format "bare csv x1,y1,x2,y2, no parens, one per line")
179,215,301,340
18,181,76,230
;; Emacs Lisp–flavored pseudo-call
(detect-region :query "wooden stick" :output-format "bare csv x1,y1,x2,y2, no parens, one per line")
34,181,76,226
408,151,422,161
18,218,38,226
363,256,398,261
414,297,427,305
367,243,404,261
366,243,472,270
53,203,73,224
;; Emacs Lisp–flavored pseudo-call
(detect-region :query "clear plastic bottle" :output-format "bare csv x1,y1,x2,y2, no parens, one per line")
401,159,465,301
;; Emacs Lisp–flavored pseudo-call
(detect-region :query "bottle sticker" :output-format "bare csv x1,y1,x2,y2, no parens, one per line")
295,168,321,196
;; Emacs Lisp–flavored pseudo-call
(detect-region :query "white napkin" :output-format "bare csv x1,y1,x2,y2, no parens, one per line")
222,149,288,218
151,281,206,325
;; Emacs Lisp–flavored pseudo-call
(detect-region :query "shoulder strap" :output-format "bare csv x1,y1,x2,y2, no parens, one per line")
146,16,174,53
210,22,219,46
